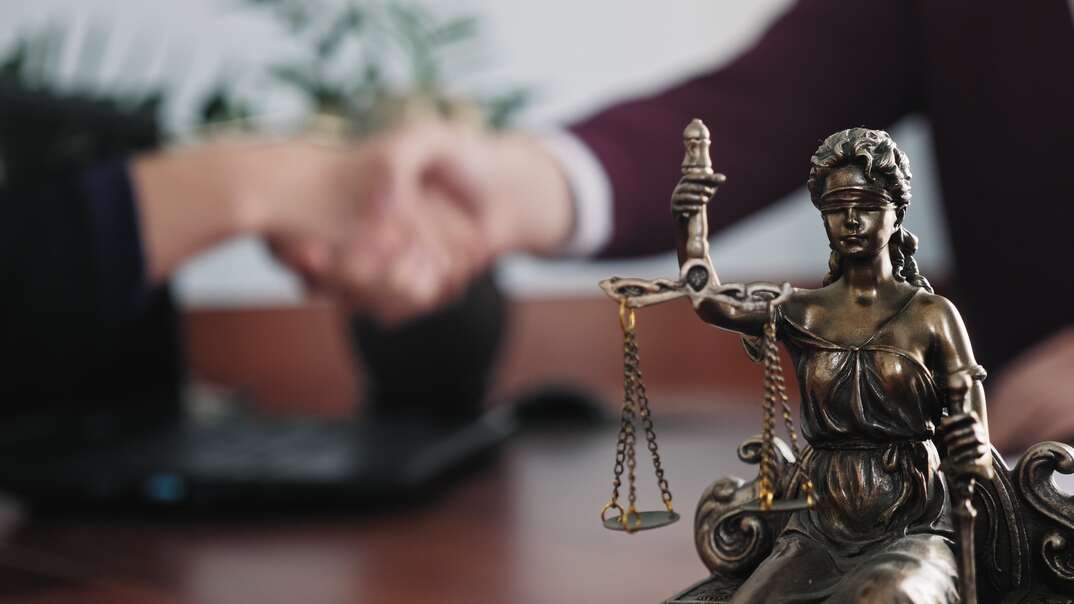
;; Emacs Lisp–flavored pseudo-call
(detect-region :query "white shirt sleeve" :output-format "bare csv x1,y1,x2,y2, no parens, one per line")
535,129,614,257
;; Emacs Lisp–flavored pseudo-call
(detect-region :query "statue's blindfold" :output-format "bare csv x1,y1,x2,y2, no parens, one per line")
817,185,900,212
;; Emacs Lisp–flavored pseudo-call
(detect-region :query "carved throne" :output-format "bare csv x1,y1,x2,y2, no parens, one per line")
665,437,1074,604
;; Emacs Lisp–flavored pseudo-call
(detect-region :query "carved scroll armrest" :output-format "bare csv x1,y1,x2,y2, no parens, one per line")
694,436,805,577
1012,441,1074,597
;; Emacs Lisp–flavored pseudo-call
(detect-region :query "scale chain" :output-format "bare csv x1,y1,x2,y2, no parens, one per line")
759,352,777,510
607,341,636,517
764,323,802,462
626,331,674,508
602,302,678,532
625,398,638,516
758,316,814,509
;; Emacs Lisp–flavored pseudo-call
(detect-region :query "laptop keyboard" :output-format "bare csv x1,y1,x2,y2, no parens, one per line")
172,417,361,480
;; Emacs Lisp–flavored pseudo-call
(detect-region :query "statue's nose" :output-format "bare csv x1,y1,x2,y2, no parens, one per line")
845,210,861,228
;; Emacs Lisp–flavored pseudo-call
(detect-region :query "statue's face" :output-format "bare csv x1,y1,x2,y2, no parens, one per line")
820,166,900,259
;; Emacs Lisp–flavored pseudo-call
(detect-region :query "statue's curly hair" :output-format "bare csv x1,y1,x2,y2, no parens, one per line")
807,128,932,293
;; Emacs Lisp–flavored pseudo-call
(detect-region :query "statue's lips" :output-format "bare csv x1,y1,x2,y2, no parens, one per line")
841,235,866,245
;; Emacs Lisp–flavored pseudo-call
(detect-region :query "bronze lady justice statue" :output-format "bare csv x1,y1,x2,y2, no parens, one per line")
602,121,998,603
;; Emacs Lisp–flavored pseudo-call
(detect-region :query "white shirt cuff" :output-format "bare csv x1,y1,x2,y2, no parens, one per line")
535,129,613,257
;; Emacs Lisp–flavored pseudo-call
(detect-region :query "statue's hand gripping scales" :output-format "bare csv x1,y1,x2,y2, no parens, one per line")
600,120,788,316
672,119,723,268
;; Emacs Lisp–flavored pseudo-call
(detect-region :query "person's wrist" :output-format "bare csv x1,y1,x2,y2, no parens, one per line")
133,145,255,280
491,133,573,256
218,143,281,238
231,140,356,243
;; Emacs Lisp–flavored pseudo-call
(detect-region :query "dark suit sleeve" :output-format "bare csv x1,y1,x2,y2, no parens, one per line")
0,160,182,412
570,0,927,258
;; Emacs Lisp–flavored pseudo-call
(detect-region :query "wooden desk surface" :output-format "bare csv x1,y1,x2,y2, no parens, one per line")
0,295,775,603
0,411,763,604
184,296,774,416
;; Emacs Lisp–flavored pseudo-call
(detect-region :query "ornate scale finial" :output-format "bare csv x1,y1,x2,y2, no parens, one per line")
682,118,714,177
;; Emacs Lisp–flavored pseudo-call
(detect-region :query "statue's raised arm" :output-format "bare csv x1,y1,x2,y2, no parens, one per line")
671,118,723,277
599,119,787,338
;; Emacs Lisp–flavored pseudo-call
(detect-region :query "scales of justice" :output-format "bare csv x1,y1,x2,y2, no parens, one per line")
597,119,1074,604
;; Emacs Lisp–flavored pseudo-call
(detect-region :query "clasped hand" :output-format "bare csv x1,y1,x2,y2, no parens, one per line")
939,412,993,483
237,120,573,323
670,171,724,214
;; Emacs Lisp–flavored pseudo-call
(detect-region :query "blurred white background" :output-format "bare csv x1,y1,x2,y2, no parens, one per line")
0,0,952,305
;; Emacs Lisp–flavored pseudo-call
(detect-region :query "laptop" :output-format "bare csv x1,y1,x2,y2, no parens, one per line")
0,275,524,511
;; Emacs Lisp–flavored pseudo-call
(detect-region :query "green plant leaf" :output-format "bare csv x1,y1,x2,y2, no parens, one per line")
483,88,530,129
268,63,319,92
316,5,365,58
428,16,478,46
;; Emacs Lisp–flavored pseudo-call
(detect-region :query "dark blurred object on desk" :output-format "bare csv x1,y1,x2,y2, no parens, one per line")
354,273,611,432
352,271,507,421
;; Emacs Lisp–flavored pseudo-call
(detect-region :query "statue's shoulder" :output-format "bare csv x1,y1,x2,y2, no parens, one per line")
908,289,968,333
780,285,828,327
787,286,824,304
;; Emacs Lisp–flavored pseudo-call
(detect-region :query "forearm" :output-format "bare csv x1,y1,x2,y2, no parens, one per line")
968,384,990,445
696,300,763,336
484,133,573,256
675,210,712,268
131,145,258,282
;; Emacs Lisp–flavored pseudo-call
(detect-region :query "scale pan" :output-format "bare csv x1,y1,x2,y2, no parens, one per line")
603,510,680,532
740,497,813,513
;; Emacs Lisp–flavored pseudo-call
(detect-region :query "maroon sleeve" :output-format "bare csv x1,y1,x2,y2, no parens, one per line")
570,0,926,258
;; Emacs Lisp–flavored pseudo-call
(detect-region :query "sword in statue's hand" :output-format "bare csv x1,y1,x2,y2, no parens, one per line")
941,405,993,604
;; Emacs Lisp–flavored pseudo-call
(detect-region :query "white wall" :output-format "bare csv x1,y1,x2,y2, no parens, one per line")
0,0,952,305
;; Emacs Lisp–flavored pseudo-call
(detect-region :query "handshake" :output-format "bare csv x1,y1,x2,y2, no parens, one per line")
133,120,574,323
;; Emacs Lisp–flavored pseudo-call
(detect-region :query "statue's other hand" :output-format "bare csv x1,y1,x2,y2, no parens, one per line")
940,412,994,482
671,172,725,214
